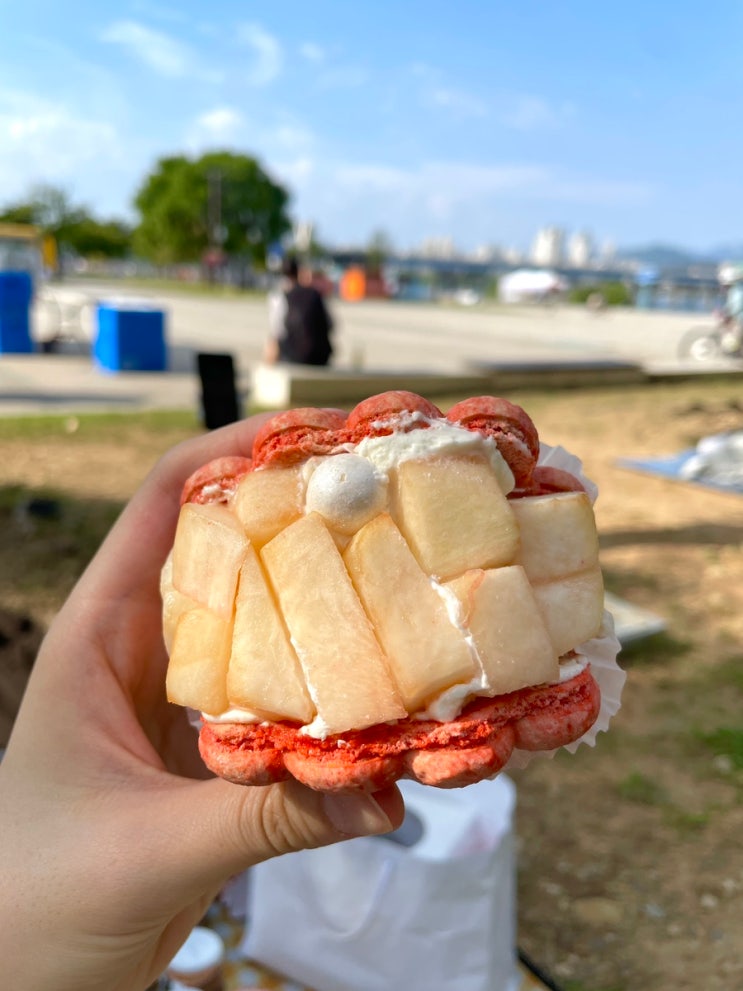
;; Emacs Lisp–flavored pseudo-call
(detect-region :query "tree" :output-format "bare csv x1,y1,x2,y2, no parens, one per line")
63,218,132,259
0,185,132,259
133,151,292,268
366,229,393,275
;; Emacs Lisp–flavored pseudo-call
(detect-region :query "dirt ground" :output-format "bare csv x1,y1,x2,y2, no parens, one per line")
1,379,743,991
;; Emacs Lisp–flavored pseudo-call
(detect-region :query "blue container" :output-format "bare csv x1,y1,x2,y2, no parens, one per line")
0,271,33,306
0,272,34,353
94,302,167,372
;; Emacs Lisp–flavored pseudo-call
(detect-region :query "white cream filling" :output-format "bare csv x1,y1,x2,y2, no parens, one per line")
201,655,590,729
342,413,516,493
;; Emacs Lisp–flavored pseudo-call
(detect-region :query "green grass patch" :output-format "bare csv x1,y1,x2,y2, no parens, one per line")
697,727,743,769
0,408,200,441
616,630,692,668
617,771,667,806
0,485,124,601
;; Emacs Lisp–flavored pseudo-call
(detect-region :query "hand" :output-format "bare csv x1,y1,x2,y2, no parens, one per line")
0,415,403,991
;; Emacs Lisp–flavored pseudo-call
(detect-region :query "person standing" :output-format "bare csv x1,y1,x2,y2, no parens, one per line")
264,256,334,366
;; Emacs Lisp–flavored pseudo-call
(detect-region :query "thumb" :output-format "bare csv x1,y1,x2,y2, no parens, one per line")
149,777,404,899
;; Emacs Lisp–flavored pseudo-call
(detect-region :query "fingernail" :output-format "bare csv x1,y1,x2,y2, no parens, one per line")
323,792,393,837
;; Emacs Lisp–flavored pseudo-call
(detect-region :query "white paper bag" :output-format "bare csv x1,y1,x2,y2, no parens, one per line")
243,776,518,991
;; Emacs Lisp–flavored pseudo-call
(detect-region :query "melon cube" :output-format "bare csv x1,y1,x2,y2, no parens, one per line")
446,566,558,695
228,544,314,723
171,503,249,619
532,565,605,656
511,491,599,582
391,455,518,580
232,465,305,547
160,552,199,652
166,606,232,714
260,512,406,735
344,514,477,711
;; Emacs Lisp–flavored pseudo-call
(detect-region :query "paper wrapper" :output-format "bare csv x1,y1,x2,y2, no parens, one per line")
505,442,625,771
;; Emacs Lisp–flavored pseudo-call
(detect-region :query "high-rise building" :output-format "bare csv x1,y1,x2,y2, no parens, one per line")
530,226,564,267
567,230,593,268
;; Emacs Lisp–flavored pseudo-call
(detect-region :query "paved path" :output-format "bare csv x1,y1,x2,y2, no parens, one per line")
0,279,737,416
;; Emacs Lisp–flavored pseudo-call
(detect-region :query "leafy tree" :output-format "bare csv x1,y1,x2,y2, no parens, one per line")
133,151,292,267
63,218,132,259
0,185,132,258
567,281,633,307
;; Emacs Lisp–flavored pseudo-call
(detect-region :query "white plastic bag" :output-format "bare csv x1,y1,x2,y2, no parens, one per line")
243,776,518,991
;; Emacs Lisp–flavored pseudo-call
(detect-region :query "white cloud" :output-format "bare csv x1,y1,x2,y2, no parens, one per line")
316,64,370,90
498,94,575,131
186,106,315,162
100,19,193,78
272,123,315,152
299,41,326,63
428,87,488,118
0,89,122,205
194,106,244,142
237,23,283,85
278,153,654,248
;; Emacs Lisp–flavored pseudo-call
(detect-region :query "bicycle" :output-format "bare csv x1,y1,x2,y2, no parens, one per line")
677,314,743,362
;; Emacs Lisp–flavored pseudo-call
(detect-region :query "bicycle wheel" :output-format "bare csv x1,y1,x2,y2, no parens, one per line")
677,328,721,361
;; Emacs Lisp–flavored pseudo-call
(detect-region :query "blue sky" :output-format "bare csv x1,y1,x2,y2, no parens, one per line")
1,0,743,254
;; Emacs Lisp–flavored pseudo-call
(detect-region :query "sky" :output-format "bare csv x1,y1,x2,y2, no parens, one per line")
2,0,743,256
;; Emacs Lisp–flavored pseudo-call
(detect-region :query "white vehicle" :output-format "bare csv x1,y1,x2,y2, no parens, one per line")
498,268,568,304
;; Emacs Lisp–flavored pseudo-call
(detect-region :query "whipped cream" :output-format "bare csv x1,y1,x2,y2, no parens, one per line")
304,453,388,535
345,414,516,494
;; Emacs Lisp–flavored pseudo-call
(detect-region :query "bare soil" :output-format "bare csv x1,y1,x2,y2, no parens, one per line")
1,380,743,991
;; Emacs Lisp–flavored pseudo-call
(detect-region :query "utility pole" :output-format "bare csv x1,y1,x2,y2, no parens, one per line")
206,169,225,284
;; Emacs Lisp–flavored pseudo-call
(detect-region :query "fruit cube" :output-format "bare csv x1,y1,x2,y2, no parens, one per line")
166,606,233,714
344,513,477,711
532,565,605,657
260,512,406,735
171,503,249,619
510,491,599,582
391,455,519,580
228,544,314,723
446,566,558,695
160,552,199,652
232,465,305,547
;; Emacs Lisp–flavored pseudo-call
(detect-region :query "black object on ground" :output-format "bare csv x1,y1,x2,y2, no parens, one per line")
196,352,242,430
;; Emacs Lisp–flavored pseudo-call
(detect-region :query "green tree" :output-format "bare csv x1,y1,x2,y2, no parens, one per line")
63,218,132,259
0,185,132,258
133,151,292,267
0,184,83,239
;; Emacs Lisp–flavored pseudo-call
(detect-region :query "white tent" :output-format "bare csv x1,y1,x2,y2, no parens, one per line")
498,268,567,304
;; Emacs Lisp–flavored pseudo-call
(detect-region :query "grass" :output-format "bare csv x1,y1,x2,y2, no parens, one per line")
0,408,200,441
697,727,743,769
617,771,667,806
0,484,123,586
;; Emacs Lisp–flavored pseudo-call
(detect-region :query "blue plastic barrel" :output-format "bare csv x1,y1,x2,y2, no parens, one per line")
0,272,34,354
94,301,167,372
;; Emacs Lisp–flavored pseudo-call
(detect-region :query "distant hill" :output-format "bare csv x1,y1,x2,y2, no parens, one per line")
619,242,743,269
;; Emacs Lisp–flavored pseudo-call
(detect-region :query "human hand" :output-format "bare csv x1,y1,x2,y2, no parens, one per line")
0,415,403,991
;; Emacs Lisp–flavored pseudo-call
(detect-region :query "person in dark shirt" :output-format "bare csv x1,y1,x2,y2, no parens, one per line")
265,255,334,366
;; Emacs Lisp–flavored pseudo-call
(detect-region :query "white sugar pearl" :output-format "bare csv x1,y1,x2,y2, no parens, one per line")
305,454,387,534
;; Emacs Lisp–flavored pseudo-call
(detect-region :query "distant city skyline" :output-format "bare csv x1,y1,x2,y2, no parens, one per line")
2,2,743,255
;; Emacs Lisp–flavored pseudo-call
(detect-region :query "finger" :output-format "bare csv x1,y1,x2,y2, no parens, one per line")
139,777,405,903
